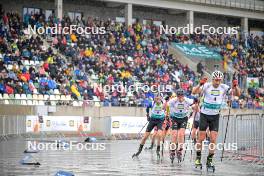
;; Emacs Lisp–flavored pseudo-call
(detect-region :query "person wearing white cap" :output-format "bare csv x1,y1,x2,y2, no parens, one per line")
192,70,240,170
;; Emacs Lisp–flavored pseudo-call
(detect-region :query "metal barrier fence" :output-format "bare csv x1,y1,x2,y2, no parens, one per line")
0,115,27,141
218,113,264,162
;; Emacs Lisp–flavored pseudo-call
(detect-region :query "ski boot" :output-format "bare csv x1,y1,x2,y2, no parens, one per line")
176,149,183,163
170,150,176,164
161,142,164,158
156,146,161,160
132,144,143,158
206,155,215,172
195,156,202,169
193,138,197,145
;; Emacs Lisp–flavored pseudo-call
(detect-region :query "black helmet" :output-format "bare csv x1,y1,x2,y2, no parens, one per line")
176,89,184,96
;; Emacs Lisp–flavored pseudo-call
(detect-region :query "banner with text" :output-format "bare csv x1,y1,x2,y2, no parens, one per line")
26,116,91,132
110,116,148,134
172,43,222,60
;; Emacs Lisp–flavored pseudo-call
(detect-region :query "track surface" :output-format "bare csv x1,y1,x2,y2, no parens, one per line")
0,139,263,176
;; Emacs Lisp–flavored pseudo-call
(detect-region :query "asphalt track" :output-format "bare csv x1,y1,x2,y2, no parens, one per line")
0,138,263,176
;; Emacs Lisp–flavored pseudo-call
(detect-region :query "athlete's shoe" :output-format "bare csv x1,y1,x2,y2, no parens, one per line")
176,150,182,162
132,144,143,158
170,150,175,163
206,155,215,172
195,157,201,165
156,146,161,159
195,157,202,169
206,155,214,167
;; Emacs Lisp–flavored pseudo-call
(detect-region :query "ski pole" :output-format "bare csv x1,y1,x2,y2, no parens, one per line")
221,99,232,162
183,108,197,162
221,84,234,162
137,121,148,139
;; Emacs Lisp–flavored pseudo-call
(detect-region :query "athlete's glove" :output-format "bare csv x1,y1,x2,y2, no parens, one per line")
199,77,208,86
232,80,238,88
147,114,150,121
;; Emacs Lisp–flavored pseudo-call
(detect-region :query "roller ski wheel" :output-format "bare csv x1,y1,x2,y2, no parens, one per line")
206,165,215,173
195,158,202,170
195,164,202,170
206,161,215,172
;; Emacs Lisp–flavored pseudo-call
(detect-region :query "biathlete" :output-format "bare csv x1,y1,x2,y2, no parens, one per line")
132,95,166,159
192,70,240,171
145,96,171,150
167,89,198,163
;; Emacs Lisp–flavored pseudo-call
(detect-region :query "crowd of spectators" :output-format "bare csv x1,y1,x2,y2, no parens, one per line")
0,10,263,109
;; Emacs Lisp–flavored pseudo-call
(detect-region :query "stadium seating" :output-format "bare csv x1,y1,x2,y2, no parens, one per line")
0,11,262,109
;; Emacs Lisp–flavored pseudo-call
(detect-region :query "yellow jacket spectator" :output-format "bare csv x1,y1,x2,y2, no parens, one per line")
226,43,233,50
11,43,18,51
136,43,141,50
121,70,132,79
135,23,142,32
135,34,141,42
84,48,94,57
121,36,126,45
231,50,237,57
71,34,77,42
71,83,80,98
47,56,54,64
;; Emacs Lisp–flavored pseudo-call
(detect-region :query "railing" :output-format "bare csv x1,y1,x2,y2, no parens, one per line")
0,94,142,107
0,115,27,141
218,113,264,163
177,0,264,11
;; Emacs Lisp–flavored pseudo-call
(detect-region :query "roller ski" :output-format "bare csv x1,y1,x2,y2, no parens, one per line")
170,150,175,164
194,157,202,170
132,144,143,158
176,150,182,163
206,155,215,173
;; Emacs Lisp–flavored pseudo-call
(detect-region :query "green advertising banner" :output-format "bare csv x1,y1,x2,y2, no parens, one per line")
172,43,222,60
